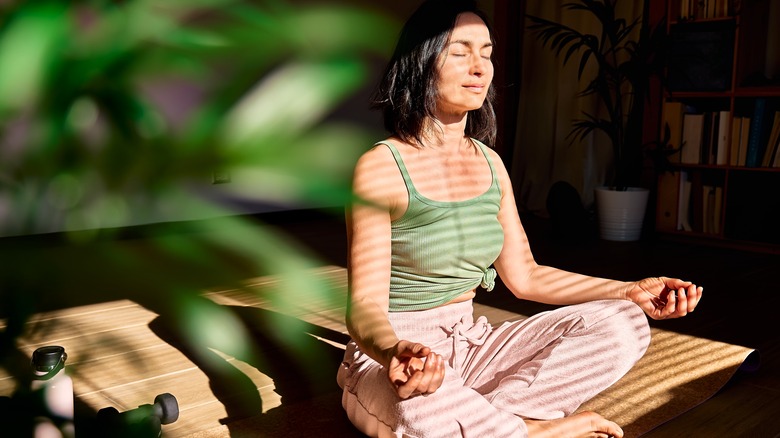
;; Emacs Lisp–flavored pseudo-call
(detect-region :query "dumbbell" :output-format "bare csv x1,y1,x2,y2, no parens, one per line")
95,393,178,437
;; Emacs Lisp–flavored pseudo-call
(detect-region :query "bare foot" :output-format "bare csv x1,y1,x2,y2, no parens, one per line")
525,411,623,438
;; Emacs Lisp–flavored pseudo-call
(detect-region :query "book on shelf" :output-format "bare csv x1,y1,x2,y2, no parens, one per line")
700,111,714,164
679,0,690,20
680,0,731,20
701,185,723,234
690,172,704,233
677,171,693,232
656,171,680,231
702,185,712,234
745,98,768,168
681,113,704,164
661,101,685,163
677,110,730,165
772,124,780,167
773,131,780,167
761,111,780,167
701,110,730,165
729,115,742,166
713,185,723,235
670,172,724,235
715,110,730,165
680,0,690,19
772,115,780,166
738,116,751,166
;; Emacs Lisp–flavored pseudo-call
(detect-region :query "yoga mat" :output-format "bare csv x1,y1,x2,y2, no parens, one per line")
577,328,759,437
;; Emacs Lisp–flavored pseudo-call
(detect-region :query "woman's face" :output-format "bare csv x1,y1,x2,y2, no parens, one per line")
435,12,493,120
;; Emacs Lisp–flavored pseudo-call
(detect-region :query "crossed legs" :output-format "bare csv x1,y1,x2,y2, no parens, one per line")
338,299,650,438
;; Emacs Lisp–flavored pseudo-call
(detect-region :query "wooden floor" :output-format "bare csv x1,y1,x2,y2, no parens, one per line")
1,209,779,437
0,267,532,437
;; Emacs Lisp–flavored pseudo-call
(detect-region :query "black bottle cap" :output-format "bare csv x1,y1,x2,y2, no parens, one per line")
32,346,67,378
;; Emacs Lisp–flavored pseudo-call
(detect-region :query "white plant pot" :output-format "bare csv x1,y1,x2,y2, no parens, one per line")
594,187,650,241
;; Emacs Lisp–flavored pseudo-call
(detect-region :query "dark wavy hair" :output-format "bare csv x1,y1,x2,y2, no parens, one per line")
371,0,497,147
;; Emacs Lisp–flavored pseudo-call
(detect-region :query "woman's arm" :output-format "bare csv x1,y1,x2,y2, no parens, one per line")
489,150,702,316
345,146,401,368
490,151,631,304
345,145,446,397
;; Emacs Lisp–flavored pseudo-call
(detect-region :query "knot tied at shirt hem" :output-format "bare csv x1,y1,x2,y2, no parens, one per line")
480,267,496,292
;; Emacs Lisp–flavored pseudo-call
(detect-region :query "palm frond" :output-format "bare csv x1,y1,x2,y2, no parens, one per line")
526,16,587,56
527,0,668,189
568,111,615,144
527,14,601,79
575,47,594,79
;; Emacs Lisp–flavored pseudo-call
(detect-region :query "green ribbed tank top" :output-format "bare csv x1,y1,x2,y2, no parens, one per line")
380,140,504,312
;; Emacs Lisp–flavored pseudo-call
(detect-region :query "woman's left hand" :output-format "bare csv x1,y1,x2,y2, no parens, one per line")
627,277,703,320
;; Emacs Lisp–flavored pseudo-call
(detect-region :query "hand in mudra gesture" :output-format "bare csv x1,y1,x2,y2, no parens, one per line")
628,277,703,320
387,340,446,399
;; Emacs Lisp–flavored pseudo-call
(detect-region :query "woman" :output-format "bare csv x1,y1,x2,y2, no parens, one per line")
337,1,702,437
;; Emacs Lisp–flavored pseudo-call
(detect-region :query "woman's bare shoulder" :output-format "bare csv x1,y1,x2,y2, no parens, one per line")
352,140,406,205
479,143,504,163
354,142,397,179
358,141,394,163
478,143,509,176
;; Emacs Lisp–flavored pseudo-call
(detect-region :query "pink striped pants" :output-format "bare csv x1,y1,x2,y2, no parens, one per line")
337,299,650,438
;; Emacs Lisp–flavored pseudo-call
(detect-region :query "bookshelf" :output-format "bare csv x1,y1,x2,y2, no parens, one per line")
654,0,780,253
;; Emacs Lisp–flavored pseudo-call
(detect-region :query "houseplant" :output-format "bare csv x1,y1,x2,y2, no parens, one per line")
0,0,396,408
527,0,668,240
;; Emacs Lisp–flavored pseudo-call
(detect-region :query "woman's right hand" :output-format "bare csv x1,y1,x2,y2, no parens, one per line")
387,340,446,399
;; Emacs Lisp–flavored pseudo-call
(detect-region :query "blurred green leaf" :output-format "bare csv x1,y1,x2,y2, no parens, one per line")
221,58,368,146
0,2,69,114
0,2,399,412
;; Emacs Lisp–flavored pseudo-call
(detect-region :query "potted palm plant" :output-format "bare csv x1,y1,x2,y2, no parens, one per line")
527,0,667,241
